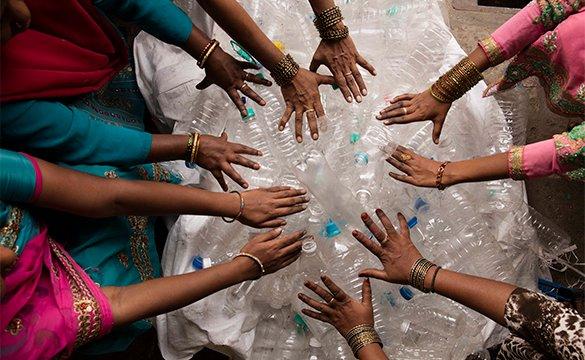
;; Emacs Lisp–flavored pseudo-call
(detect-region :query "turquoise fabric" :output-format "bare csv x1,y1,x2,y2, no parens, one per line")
94,0,192,46
0,150,36,204
0,100,152,166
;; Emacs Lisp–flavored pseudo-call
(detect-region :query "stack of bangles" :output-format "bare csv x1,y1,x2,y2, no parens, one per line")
185,132,201,168
313,5,349,40
270,54,300,87
430,56,483,103
197,39,220,68
345,324,383,357
409,258,441,293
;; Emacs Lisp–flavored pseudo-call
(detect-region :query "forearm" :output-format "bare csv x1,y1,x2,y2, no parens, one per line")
357,343,388,360
468,46,491,73
147,134,189,162
103,257,255,326
182,25,215,61
307,0,336,13
424,267,517,325
196,0,284,69
443,152,508,186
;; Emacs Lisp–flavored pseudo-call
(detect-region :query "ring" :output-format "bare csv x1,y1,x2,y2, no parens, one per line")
379,236,389,245
399,153,412,162
344,72,353,76
306,108,315,113
402,107,408,116
240,83,249,91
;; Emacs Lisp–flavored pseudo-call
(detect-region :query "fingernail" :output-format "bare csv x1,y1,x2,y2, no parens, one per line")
257,151,263,156
375,115,381,120
361,212,368,219
356,96,363,103
434,139,439,144
298,293,304,299
278,126,284,131
260,100,266,106
376,208,382,214
346,96,353,103
352,230,358,235
301,204,308,210
312,133,319,140
243,183,249,188
296,136,302,143
254,164,260,170
373,70,378,75
276,227,283,233
300,189,307,194
384,121,391,125
301,230,307,236
320,275,326,280
281,220,287,225
362,89,368,96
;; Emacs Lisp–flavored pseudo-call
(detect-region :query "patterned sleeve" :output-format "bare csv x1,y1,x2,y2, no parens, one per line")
478,0,583,65
508,122,584,181
503,287,585,359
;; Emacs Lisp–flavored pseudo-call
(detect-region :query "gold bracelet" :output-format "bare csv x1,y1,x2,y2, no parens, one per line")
197,40,214,64
408,258,437,292
314,6,343,31
348,328,382,357
430,57,483,103
345,324,374,342
197,39,220,68
222,190,245,223
184,133,195,164
270,54,300,87
319,25,349,41
192,132,201,164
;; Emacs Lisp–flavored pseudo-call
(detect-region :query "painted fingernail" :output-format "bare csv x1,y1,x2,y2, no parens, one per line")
296,136,302,143
312,133,319,140
362,89,368,96
356,96,363,103
346,96,353,103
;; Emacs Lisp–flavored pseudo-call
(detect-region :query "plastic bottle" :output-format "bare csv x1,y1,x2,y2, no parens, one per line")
223,280,257,318
308,337,327,360
250,308,288,360
185,86,232,136
272,311,310,360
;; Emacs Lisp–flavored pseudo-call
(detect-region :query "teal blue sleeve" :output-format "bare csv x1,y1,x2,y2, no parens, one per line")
0,150,37,203
94,0,192,46
1,101,152,166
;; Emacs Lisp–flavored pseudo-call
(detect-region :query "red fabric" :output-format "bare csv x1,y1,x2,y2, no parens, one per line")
0,0,127,103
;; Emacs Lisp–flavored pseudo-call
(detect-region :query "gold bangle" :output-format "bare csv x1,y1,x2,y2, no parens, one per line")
408,258,437,292
430,57,483,103
197,40,214,64
348,328,382,357
345,324,374,342
314,6,343,31
192,132,201,164
184,133,195,163
222,190,245,223
198,39,220,68
270,54,300,87
319,25,349,41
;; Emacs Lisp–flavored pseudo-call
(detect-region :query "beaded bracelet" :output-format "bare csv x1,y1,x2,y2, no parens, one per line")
270,54,300,87
436,161,450,190
314,6,343,31
222,190,245,223
233,252,265,278
319,25,349,41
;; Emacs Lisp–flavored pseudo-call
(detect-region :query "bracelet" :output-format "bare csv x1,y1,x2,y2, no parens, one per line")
233,252,265,278
197,39,220,68
409,258,437,292
430,266,441,293
314,6,343,31
429,57,483,103
185,132,201,168
270,54,300,87
197,40,214,64
435,161,450,190
345,325,382,357
222,190,245,223
344,324,373,341
184,133,194,163
319,25,349,41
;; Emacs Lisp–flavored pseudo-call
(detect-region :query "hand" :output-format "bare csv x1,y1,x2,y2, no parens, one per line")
197,133,262,190
239,186,309,228
310,35,376,103
238,228,305,278
279,68,335,142
376,90,451,144
386,146,444,187
0,246,17,298
298,275,374,337
197,47,272,117
352,210,422,284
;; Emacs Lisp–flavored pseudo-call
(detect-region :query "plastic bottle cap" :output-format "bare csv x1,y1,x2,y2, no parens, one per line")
407,216,418,229
354,151,369,166
241,96,247,104
350,132,361,144
241,107,255,122
192,255,211,270
399,286,414,300
414,197,429,213
323,219,341,238
302,240,317,254
309,338,322,347
294,313,309,333
331,83,339,90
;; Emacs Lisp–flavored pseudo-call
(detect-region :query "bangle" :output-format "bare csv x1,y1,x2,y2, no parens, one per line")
222,190,245,223
409,258,437,292
429,57,483,103
344,324,373,341
436,161,450,190
345,325,382,357
185,132,201,168
233,252,265,278
270,54,300,87
197,40,214,64
184,133,194,163
197,39,220,68
319,25,349,41
314,6,343,31
430,266,441,293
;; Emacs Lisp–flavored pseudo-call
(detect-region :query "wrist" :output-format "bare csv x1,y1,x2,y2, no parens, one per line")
441,162,460,186
230,257,258,282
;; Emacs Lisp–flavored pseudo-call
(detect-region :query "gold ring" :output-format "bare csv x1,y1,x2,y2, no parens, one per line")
379,236,389,245
402,107,408,116
306,109,315,113
344,72,353,76
240,83,249,91
400,153,412,162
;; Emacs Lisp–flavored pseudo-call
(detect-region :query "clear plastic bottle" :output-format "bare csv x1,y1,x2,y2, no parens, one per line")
272,311,310,360
308,337,327,360
185,86,233,136
223,280,257,318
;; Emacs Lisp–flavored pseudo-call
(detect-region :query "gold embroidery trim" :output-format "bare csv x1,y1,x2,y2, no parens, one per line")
49,240,102,348
479,36,505,65
128,216,154,282
509,146,526,180
5,318,23,335
0,207,23,252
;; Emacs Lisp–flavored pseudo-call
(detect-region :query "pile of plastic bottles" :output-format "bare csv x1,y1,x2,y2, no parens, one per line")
164,0,579,358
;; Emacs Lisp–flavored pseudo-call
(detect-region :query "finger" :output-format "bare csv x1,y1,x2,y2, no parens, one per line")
390,93,416,103
237,60,260,70
432,118,444,144
361,278,372,305
309,57,323,72
228,88,248,117
306,108,319,141
304,280,335,302
314,101,325,119
359,212,386,243
275,187,307,199
317,74,336,86
276,204,308,217
233,154,260,170
257,218,287,228
253,227,284,242
344,71,361,102
298,293,334,315
321,275,348,302
266,186,292,192
0,247,17,272
388,172,416,185
350,63,367,97
246,73,272,86
294,106,304,143
333,72,353,103
278,103,294,131
275,230,306,248
376,106,414,121
195,76,213,90
356,54,376,76
280,238,303,256
358,268,391,281
397,212,410,237
212,170,228,191
278,252,301,270
381,112,424,126
375,209,398,237
235,143,262,156
352,229,384,258
240,83,266,106
379,101,413,114
301,308,330,324
386,157,412,175
223,164,248,189
275,196,309,208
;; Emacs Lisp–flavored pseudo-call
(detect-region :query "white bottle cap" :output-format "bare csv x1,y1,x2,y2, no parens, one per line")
203,257,212,269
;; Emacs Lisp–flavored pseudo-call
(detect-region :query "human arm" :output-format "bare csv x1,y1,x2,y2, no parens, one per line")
103,228,304,326
298,276,388,360
196,0,336,142
307,0,376,103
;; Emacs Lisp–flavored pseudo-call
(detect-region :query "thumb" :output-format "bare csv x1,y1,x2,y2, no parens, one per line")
432,118,444,144
358,268,389,282
361,278,372,305
196,77,213,90
309,57,322,73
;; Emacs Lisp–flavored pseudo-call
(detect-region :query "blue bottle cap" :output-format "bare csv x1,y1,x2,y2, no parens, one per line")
354,151,369,166
407,216,418,229
350,132,361,144
399,286,414,300
294,313,309,333
241,96,247,104
192,255,204,270
241,107,256,122
324,219,341,238
414,197,429,213
256,72,266,80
